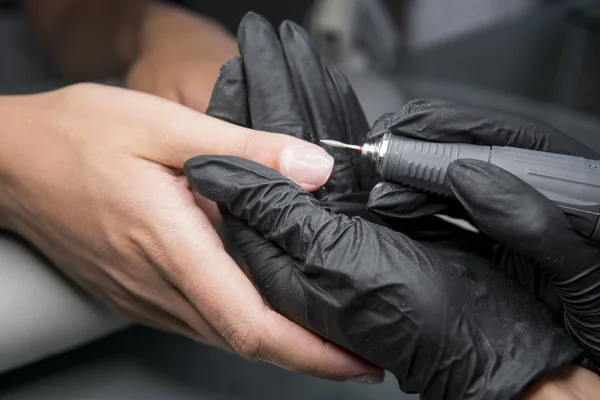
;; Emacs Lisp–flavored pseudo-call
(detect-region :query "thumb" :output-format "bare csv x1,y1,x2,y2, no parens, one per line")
446,159,599,282
367,181,448,219
146,107,334,191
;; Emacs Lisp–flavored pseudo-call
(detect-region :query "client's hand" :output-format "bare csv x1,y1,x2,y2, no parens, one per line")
0,82,381,381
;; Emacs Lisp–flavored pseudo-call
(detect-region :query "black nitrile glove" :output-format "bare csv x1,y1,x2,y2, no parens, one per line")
366,101,600,369
366,99,598,223
208,13,457,239
185,155,581,400
187,12,584,400
450,159,600,371
207,13,373,218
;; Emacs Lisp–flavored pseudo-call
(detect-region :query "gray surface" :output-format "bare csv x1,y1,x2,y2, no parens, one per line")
0,10,130,375
343,68,407,124
0,233,129,373
0,327,412,400
399,76,600,151
401,1,600,119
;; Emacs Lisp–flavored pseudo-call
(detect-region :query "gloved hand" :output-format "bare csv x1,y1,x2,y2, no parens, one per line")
186,155,581,399
187,13,583,399
365,100,600,369
207,12,375,208
208,13,457,239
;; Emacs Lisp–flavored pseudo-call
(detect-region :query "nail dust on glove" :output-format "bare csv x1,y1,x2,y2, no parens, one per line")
185,155,582,400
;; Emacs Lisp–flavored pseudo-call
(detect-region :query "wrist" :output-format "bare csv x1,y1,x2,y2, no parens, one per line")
0,94,37,231
520,366,600,400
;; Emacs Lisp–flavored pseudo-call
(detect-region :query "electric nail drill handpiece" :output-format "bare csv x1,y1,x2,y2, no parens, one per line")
321,133,600,242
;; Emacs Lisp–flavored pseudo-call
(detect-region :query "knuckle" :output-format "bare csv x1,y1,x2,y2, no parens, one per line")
63,82,102,99
128,223,165,264
55,83,108,112
239,130,254,160
306,339,330,378
514,202,561,239
227,325,264,361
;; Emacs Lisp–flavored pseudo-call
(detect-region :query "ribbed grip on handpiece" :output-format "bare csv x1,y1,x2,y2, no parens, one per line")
379,135,600,240
379,136,490,196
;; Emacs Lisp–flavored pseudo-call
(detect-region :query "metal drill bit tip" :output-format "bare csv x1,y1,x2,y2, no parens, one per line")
320,140,362,152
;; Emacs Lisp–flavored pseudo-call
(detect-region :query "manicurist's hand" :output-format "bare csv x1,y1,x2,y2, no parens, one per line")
0,83,382,382
185,14,584,399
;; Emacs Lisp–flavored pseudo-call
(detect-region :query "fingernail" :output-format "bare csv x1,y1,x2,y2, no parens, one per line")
280,144,334,190
350,372,385,384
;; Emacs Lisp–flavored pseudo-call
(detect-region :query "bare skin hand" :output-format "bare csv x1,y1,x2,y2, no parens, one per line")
521,366,600,400
126,3,238,113
22,0,237,112
0,83,382,383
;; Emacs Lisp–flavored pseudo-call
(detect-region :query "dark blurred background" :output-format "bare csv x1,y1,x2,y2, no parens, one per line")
2,1,600,399
2,0,600,119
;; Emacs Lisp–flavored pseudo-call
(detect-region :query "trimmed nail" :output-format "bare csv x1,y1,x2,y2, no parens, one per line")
280,144,334,190
350,372,385,384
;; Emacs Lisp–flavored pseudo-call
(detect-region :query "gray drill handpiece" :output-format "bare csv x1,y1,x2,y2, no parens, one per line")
361,132,600,242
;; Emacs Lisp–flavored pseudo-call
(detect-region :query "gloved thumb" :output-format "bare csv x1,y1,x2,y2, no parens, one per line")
366,180,492,252
367,182,448,219
446,159,598,282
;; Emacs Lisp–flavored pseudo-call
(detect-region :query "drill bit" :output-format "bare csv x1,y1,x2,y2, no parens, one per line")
320,140,362,152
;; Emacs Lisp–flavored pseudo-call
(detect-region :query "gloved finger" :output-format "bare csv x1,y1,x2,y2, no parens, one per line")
448,159,600,359
186,154,477,280
324,67,377,191
367,182,455,219
366,181,474,232
365,182,494,252
279,21,361,194
491,245,564,316
442,158,571,316
319,191,372,219
365,112,451,219
381,99,598,158
221,211,316,330
324,67,370,146
237,13,309,140
185,155,346,262
320,189,464,238
279,21,357,144
156,192,380,381
187,155,463,261
193,157,448,378
206,56,250,127
220,210,385,380
447,159,600,277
